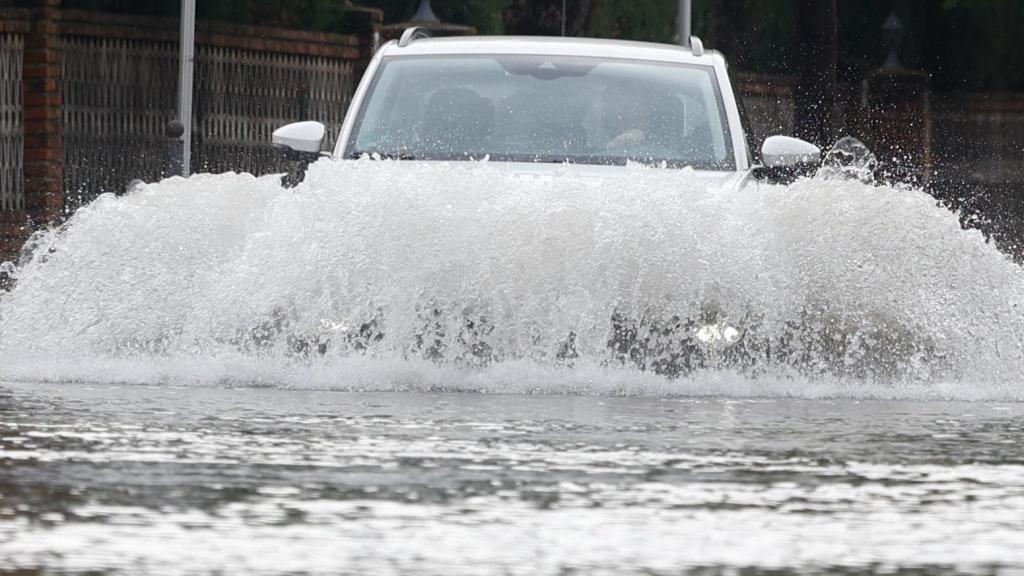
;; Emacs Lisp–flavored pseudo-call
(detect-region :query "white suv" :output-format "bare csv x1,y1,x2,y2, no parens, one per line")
273,27,822,190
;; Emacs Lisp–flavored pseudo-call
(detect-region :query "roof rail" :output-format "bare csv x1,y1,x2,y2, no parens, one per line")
689,36,704,57
398,26,431,48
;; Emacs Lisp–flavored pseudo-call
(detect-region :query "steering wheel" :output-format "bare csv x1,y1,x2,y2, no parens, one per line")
606,130,677,162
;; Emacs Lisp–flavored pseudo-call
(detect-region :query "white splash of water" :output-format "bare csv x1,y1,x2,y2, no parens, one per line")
1,160,1023,398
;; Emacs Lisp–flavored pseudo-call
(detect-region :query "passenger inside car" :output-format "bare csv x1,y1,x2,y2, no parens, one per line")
419,87,495,157
348,53,732,169
602,83,707,165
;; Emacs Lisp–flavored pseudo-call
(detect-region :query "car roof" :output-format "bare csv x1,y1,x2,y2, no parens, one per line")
380,35,718,67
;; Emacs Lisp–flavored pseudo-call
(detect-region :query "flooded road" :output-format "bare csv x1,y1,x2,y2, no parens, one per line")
2,381,1023,575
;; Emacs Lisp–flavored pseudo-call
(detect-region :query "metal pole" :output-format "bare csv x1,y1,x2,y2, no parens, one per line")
411,0,438,23
177,0,196,177
678,0,691,46
561,0,567,36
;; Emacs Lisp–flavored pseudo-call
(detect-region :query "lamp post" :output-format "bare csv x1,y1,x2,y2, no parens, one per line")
882,12,904,70
678,0,691,47
411,0,438,23
561,0,566,36
177,0,196,176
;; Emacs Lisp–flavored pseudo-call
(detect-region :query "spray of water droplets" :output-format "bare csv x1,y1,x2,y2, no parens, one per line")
1,159,1022,398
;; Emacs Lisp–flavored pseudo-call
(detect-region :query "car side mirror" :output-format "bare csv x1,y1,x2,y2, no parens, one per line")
273,121,326,155
755,135,821,183
761,135,820,168
272,121,326,187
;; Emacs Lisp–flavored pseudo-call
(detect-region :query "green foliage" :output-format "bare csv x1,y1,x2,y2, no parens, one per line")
708,1,797,73
587,0,677,42
925,0,1024,90
434,0,512,35
49,0,1024,91
61,0,364,33
353,0,512,34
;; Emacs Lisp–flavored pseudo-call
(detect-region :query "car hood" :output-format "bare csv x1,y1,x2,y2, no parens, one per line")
349,160,748,194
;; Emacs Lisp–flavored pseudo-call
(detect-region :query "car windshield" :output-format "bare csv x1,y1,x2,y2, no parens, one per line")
347,54,735,170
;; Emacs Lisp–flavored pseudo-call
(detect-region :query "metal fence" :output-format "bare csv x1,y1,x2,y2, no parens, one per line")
192,45,354,174
62,35,179,209
0,32,22,212
62,35,356,208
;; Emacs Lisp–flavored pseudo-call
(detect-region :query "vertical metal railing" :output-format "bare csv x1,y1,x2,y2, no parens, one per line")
191,45,354,174
60,34,356,204
0,33,23,212
177,0,195,176
62,36,178,209
61,34,355,204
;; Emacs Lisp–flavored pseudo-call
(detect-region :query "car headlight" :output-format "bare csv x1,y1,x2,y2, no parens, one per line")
318,318,349,335
694,321,741,345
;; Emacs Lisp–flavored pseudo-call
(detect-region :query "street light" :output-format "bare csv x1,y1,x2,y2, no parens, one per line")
411,0,438,23
882,12,904,70
678,0,691,47
177,0,196,177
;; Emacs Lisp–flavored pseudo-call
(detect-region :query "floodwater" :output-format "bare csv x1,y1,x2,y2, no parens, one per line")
2,382,1024,575
2,160,1024,573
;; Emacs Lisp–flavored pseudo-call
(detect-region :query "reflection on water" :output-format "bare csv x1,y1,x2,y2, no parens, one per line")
2,382,1023,575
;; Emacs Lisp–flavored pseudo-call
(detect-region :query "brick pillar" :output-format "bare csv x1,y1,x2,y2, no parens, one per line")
22,0,63,229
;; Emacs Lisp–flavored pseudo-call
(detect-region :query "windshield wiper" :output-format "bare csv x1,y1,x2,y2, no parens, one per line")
349,151,417,160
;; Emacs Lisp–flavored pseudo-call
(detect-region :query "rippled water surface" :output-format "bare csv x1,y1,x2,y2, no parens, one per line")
2,381,1023,575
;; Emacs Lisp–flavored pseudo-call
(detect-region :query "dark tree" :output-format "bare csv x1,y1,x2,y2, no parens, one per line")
503,0,594,36
709,0,744,66
794,0,839,148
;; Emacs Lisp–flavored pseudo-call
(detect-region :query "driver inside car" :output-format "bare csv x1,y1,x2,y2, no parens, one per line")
602,83,690,161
